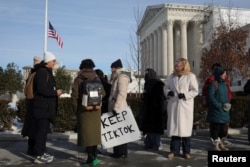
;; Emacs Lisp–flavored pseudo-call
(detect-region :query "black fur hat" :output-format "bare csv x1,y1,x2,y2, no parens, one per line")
111,59,123,68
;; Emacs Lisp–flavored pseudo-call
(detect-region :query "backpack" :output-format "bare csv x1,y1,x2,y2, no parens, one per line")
201,79,218,108
24,72,36,99
24,69,48,99
81,76,103,110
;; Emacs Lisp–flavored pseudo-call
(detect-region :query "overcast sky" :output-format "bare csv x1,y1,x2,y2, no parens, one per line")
1,0,250,74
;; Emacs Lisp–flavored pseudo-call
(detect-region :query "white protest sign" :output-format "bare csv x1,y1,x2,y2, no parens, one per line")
101,107,141,149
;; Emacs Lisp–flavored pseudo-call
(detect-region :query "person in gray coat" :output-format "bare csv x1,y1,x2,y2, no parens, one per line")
108,59,131,158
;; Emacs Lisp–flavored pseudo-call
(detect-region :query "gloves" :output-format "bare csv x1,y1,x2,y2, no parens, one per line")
112,110,118,116
178,93,185,99
223,103,231,112
167,91,174,97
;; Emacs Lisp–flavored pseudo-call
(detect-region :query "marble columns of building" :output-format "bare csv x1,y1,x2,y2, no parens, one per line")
162,23,168,76
150,34,154,70
181,20,188,59
140,19,191,77
167,20,174,76
157,27,162,75
153,31,158,71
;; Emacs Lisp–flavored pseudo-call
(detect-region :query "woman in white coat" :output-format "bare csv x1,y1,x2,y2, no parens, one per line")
164,58,199,159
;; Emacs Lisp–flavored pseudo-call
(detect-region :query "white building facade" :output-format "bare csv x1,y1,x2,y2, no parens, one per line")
137,3,250,82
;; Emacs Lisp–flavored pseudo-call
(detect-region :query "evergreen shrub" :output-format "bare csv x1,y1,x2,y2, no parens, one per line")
6,95,250,132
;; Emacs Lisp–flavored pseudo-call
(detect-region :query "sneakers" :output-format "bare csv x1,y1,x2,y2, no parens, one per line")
221,137,233,146
43,153,54,159
83,158,99,166
34,153,54,164
92,158,99,166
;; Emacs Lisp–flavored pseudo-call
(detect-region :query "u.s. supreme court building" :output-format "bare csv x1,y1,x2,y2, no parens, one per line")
137,3,250,87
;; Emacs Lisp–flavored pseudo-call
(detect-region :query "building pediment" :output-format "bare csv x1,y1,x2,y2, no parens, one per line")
137,4,164,33
240,23,250,31
137,3,207,34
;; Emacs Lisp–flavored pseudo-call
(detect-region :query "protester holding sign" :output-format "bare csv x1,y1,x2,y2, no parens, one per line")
71,59,105,166
108,59,132,158
140,68,165,150
101,107,141,149
164,58,199,159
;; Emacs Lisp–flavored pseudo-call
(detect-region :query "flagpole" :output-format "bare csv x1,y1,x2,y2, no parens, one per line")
60,48,63,68
58,47,63,67
44,0,48,59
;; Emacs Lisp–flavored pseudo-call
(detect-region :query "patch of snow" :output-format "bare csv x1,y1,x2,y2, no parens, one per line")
8,102,17,110
60,93,71,98
1,116,23,134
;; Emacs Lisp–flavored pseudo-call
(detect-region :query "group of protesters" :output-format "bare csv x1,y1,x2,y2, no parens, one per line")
21,52,250,166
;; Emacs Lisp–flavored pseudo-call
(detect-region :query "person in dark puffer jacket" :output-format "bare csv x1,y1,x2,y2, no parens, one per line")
206,66,230,151
32,51,63,164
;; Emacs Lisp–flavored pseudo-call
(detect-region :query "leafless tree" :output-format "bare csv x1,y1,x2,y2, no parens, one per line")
125,3,144,93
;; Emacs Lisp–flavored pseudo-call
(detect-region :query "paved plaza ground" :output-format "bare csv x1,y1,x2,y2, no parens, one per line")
0,130,249,167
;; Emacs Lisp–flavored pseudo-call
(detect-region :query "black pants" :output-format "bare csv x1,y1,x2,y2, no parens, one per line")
209,122,227,140
27,138,36,154
34,118,50,156
248,103,250,142
86,146,97,162
113,144,127,156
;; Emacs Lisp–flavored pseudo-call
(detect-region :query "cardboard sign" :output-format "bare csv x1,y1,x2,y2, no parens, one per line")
101,107,141,148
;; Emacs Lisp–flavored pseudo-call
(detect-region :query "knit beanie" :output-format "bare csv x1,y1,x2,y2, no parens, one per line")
44,51,56,63
33,56,42,66
111,59,123,68
79,59,95,69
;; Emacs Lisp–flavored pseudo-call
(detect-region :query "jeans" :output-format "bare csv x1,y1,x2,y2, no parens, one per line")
144,133,161,148
170,136,191,155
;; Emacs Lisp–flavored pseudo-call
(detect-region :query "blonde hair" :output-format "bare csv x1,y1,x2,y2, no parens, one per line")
173,58,191,76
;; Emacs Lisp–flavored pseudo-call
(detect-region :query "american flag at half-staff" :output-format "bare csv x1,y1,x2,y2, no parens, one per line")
48,21,63,48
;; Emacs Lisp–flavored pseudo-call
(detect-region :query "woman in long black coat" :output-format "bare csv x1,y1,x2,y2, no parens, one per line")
141,68,165,150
